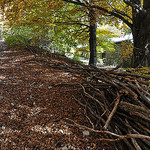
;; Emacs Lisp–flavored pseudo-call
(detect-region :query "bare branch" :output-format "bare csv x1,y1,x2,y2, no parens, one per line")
103,92,121,130
61,118,150,141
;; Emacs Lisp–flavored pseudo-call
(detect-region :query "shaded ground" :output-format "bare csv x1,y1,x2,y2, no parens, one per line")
0,42,114,149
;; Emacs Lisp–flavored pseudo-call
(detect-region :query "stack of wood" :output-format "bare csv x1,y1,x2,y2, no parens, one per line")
24,47,150,149
48,61,150,149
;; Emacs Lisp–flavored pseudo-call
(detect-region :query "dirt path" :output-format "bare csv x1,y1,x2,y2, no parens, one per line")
0,45,114,149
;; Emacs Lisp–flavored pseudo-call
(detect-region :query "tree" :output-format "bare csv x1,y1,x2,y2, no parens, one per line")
0,0,114,66
0,0,79,52
130,0,150,67
63,0,150,67
1,0,149,67
74,27,116,62
88,0,97,65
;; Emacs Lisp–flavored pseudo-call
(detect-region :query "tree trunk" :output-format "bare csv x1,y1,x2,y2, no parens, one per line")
89,20,97,66
89,1,97,66
131,0,150,67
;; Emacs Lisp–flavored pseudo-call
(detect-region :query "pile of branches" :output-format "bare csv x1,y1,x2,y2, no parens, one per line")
67,64,150,150
24,48,150,149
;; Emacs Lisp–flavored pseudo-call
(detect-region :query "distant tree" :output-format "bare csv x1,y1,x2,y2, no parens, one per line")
74,27,116,62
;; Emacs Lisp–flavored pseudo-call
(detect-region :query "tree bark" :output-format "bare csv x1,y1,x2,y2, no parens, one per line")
131,0,150,67
89,7,97,66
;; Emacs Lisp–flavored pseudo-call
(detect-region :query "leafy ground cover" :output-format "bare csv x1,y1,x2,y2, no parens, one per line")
124,67,150,77
0,41,114,149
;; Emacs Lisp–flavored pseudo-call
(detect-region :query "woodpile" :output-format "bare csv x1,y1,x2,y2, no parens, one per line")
24,47,150,149
73,64,150,150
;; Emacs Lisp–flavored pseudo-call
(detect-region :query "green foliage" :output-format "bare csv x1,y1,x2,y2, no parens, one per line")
97,27,116,52
0,0,134,64
5,35,27,48
1,0,118,60
73,27,116,62
4,26,33,48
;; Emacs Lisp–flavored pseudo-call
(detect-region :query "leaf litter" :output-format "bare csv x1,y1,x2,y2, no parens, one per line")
1,44,113,149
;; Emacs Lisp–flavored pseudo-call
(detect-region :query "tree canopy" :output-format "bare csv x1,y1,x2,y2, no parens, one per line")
0,0,149,67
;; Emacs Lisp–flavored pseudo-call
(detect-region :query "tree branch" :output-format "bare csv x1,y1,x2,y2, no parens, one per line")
54,21,90,27
106,0,132,21
92,5,133,29
63,0,133,29
63,0,86,7
123,0,147,14
61,118,150,141
103,92,121,130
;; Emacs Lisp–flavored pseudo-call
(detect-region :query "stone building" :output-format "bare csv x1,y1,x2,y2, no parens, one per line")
103,34,133,67
0,12,4,40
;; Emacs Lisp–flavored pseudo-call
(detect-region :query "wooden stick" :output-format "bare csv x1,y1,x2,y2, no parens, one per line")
60,118,150,141
103,92,121,130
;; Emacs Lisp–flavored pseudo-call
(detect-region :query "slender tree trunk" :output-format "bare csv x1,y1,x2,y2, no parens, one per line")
89,20,97,66
89,6,97,66
131,0,150,67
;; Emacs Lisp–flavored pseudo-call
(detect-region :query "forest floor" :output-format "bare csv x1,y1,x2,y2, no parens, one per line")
0,41,115,150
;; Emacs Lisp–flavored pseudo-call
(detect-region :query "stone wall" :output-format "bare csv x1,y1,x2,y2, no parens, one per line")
0,13,4,40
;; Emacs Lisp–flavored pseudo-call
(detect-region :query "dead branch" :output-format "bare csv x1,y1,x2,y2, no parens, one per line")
103,92,121,130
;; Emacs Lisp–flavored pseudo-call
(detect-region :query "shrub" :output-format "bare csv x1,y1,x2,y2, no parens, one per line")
5,34,29,48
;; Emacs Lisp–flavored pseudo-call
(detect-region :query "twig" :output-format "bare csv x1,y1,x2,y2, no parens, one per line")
60,118,150,141
79,83,105,109
103,92,121,130
84,109,95,129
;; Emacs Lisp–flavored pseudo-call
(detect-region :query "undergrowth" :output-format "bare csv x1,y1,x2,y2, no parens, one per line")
124,67,150,77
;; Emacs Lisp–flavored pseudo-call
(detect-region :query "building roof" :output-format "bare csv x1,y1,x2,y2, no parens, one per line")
111,33,133,43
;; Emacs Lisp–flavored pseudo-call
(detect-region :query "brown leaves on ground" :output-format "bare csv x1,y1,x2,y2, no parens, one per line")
0,45,113,149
